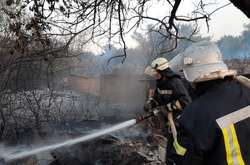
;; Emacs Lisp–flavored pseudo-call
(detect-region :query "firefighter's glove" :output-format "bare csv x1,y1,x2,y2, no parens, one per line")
166,101,182,112
144,98,158,112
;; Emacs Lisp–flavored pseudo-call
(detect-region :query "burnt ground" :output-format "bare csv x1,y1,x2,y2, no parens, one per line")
2,117,167,165
48,135,166,165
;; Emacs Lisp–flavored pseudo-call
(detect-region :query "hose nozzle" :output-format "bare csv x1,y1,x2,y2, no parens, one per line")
136,109,160,123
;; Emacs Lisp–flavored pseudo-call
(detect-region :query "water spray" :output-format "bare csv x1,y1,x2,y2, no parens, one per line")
1,109,159,162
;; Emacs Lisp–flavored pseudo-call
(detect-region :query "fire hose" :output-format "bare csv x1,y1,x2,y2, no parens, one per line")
1,108,186,162
136,108,186,156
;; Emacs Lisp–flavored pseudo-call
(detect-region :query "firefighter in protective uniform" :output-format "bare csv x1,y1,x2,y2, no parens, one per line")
144,57,191,110
144,57,192,164
174,41,250,165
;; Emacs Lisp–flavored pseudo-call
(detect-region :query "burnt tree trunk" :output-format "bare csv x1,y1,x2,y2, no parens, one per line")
229,0,250,18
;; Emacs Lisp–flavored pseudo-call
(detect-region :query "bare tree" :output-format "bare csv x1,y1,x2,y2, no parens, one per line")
0,0,249,142
1,0,247,61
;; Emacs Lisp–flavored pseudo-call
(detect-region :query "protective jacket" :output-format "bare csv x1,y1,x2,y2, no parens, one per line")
177,78,250,165
153,68,192,108
150,68,191,165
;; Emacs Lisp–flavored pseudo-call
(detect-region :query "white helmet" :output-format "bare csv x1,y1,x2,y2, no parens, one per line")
151,57,169,71
182,41,236,82
144,57,169,77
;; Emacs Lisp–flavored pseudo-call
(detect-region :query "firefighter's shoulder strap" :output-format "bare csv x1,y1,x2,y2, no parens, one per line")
168,112,187,156
235,75,250,90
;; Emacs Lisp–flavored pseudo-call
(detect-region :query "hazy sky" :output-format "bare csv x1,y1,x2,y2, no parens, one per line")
176,0,250,40
196,2,249,40
89,0,250,53
148,0,250,40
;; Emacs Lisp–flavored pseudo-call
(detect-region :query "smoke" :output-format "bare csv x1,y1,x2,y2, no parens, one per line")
217,23,250,59
71,44,150,120
0,119,137,162
0,37,154,164
0,144,16,159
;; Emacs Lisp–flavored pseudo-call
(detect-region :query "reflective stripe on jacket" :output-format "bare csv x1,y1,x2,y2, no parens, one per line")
154,68,191,108
178,79,250,165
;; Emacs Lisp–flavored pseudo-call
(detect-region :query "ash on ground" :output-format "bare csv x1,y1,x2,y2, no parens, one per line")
48,134,166,165
3,121,166,165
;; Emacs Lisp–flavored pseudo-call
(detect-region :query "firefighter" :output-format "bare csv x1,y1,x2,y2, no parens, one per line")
174,41,250,165
144,57,192,165
144,57,191,110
